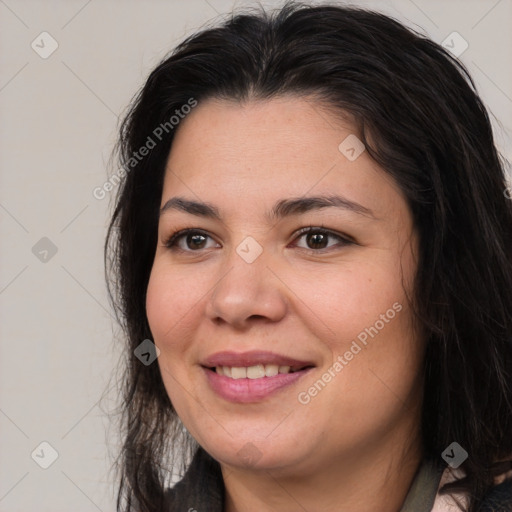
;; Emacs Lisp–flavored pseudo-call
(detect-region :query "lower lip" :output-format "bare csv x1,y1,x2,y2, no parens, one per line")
203,367,314,403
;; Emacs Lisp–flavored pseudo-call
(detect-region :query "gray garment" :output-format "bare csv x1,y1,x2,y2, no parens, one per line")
400,459,445,512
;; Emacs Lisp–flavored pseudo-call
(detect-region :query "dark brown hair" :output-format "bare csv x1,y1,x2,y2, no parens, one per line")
106,2,512,510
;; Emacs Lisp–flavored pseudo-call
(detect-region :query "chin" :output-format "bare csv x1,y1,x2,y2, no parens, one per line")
200,430,306,473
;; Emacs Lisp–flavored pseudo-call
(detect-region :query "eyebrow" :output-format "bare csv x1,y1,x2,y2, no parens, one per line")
159,194,376,222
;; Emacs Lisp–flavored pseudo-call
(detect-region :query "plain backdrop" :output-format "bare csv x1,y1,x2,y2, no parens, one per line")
0,0,511,510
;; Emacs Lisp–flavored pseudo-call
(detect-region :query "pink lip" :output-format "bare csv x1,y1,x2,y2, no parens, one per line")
201,351,315,403
201,350,314,369
203,366,314,403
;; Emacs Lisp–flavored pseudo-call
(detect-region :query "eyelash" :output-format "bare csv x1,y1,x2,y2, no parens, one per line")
162,225,354,254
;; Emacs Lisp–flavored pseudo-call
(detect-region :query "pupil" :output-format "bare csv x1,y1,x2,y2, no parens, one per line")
308,232,326,249
188,233,205,249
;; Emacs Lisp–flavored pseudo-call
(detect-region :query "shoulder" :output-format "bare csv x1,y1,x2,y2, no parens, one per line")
431,467,512,512
434,466,512,512
479,477,512,511
163,447,224,512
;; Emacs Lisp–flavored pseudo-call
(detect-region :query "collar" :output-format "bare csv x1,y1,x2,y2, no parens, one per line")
400,458,446,512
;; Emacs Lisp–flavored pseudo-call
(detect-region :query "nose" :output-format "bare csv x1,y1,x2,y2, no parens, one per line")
205,243,288,329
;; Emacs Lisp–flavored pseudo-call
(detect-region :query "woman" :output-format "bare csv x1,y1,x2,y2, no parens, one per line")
106,2,512,511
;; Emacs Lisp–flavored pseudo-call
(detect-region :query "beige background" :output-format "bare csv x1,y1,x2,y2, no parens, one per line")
0,0,511,510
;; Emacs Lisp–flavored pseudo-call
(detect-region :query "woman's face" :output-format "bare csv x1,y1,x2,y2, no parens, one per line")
146,96,424,475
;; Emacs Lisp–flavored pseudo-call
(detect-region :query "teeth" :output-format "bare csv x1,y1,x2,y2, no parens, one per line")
247,364,265,379
215,364,296,379
265,364,279,377
231,367,247,379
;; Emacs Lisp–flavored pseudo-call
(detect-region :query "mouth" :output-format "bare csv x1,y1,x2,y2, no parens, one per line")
201,350,316,403
201,350,316,378
206,363,314,379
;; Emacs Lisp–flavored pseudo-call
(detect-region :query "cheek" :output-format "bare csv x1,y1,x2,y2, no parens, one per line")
145,262,199,342
287,260,408,347
145,268,170,339
287,259,421,413
145,266,199,408
145,261,210,400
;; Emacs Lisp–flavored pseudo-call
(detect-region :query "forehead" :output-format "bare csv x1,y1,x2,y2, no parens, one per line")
166,95,354,168
161,95,406,222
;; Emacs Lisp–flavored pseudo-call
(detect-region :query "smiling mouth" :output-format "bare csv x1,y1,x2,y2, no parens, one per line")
202,354,315,402
206,364,314,379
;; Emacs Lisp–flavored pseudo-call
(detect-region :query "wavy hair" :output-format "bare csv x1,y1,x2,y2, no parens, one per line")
105,2,512,511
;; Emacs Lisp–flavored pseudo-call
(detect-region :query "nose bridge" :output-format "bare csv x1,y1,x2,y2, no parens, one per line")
206,234,287,326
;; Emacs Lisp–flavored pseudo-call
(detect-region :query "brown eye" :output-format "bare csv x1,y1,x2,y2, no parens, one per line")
293,228,352,252
186,232,207,250
164,229,219,251
305,231,329,249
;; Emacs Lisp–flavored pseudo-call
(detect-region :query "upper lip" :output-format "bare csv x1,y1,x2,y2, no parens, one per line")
202,350,315,369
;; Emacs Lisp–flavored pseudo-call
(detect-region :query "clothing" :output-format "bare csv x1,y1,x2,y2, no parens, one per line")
164,447,512,511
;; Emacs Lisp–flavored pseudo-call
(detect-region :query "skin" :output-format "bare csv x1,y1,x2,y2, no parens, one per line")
146,95,425,512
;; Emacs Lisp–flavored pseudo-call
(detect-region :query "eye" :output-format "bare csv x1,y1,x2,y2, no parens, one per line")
292,227,353,252
163,229,219,252
163,226,353,254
